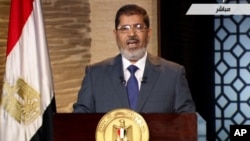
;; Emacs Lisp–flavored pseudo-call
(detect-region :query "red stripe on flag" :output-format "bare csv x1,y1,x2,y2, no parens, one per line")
6,0,34,56
118,129,120,136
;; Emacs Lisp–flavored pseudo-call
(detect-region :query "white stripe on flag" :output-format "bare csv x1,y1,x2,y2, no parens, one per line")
119,128,125,138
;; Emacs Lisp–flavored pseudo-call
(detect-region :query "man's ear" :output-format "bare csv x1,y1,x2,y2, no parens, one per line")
147,28,152,41
113,29,117,38
113,29,117,34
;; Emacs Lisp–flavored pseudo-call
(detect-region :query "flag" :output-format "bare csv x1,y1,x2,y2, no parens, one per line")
118,128,126,139
0,0,56,140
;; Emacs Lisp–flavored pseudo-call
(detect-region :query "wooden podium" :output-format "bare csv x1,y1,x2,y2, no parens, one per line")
53,113,197,141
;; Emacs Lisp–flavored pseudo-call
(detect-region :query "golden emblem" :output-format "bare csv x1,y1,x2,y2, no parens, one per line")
96,108,149,141
2,78,41,124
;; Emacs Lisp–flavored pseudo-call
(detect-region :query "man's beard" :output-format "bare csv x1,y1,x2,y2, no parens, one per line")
120,46,147,62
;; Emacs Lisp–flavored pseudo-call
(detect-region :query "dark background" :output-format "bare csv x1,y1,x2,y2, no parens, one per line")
158,0,216,140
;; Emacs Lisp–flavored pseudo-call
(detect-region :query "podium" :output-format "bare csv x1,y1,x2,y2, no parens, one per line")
53,113,197,141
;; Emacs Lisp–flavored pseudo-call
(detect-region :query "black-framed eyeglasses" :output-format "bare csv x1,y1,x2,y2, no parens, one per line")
117,24,147,33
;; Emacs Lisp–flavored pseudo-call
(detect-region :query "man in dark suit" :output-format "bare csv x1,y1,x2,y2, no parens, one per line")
73,4,195,113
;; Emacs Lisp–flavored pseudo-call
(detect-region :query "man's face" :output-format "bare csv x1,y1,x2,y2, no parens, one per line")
114,14,151,63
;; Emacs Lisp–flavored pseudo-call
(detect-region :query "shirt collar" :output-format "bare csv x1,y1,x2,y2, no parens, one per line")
122,52,147,71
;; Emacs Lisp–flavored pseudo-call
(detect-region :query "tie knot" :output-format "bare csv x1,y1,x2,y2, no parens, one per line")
127,65,138,74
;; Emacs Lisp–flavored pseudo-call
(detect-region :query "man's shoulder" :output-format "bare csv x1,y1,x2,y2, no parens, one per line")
148,54,183,69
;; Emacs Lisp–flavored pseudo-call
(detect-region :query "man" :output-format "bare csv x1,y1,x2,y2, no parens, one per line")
73,4,195,113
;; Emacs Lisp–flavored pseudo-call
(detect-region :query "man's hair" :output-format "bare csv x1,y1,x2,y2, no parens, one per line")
115,4,150,29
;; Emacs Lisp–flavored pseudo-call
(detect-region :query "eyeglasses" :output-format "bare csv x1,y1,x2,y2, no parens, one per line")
117,24,147,33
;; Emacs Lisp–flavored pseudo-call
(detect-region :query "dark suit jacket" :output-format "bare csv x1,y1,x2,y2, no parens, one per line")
73,53,195,113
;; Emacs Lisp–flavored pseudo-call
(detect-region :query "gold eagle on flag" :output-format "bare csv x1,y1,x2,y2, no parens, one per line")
113,119,133,141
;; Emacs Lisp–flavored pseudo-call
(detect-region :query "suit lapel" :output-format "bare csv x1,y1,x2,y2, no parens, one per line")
107,55,130,108
136,54,161,111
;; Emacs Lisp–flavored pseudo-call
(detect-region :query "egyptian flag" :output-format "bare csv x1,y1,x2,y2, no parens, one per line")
118,128,126,139
0,0,56,141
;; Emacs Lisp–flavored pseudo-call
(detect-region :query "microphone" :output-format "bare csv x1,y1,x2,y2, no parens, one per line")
120,76,126,84
141,76,147,83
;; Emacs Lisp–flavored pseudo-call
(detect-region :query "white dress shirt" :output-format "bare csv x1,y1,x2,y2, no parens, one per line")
122,52,147,90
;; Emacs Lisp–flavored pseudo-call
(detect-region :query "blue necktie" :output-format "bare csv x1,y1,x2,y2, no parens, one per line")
126,65,139,110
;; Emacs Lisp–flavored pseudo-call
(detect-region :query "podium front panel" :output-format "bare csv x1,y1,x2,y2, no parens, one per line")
53,113,197,141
